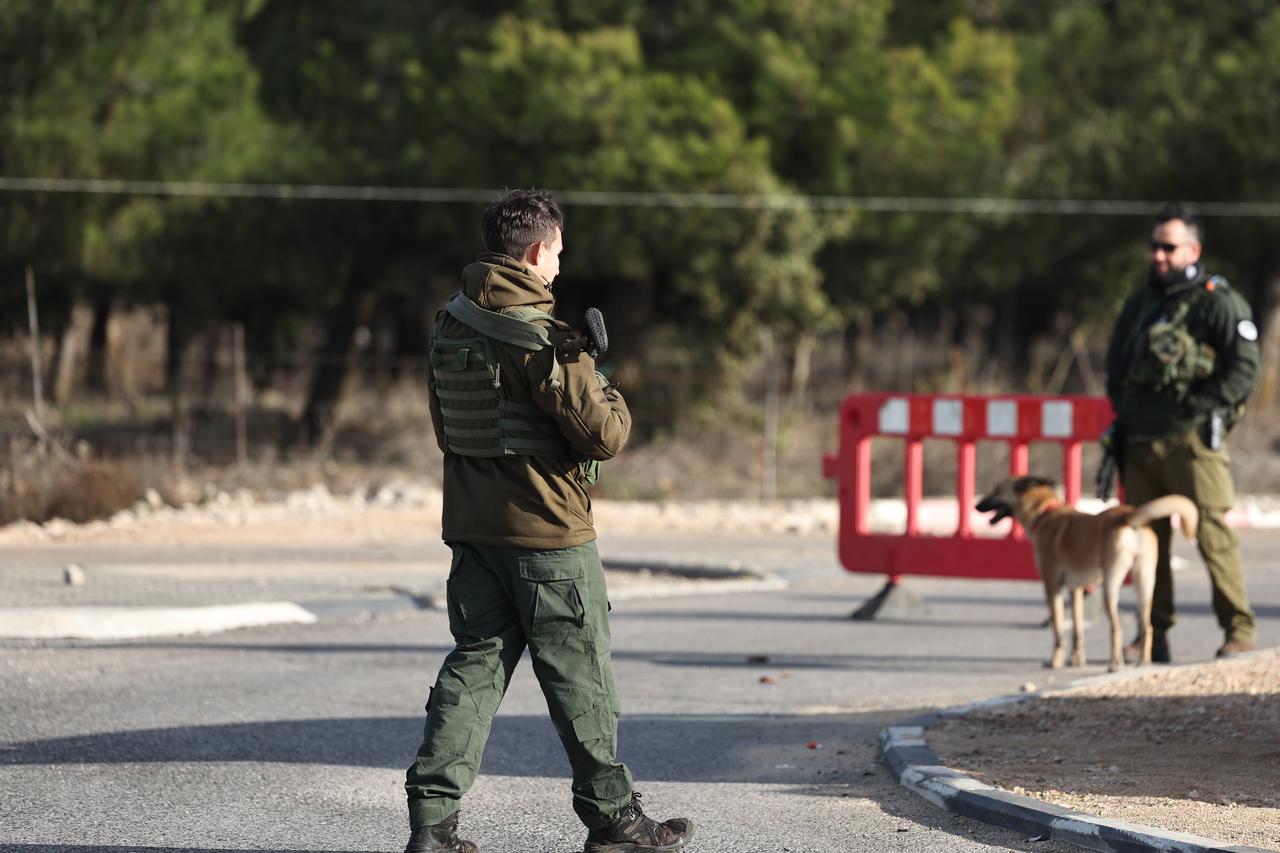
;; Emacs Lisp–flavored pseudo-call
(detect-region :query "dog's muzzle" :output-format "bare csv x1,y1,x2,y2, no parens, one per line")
975,497,1012,525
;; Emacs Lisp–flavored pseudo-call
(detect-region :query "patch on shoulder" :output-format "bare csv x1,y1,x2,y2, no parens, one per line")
1238,320,1258,341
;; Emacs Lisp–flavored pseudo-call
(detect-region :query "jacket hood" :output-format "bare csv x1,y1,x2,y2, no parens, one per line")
462,253,554,313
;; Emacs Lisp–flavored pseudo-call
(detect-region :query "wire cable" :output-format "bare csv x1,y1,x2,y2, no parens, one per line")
2,175,1279,216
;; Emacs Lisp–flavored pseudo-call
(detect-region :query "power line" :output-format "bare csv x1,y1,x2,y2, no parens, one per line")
2,175,1279,216
0,176,491,203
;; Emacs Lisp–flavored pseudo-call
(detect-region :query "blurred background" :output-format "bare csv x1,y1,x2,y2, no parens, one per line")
4,0,1280,523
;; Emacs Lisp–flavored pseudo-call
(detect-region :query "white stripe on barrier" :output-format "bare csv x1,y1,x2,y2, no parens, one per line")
986,400,1017,437
879,398,909,434
933,399,963,436
1042,401,1074,438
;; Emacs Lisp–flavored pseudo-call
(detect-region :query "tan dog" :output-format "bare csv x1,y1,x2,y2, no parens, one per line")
976,476,1198,671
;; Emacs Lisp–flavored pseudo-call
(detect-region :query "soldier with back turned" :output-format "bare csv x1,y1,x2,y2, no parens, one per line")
402,189,693,853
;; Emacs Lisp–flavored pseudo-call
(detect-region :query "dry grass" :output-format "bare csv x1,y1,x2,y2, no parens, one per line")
6,377,1280,525
0,453,156,525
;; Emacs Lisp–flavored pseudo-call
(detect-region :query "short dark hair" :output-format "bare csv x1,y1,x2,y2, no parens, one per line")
1155,201,1203,244
481,189,564,259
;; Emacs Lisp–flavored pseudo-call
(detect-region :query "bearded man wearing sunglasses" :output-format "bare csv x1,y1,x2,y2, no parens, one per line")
1103,201,1259,664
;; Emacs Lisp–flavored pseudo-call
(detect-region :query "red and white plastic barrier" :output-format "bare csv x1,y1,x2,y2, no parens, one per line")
821,393,1114,582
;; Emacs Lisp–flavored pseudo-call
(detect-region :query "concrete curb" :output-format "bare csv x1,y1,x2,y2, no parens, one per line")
879,667,1280,853
0,560,785,641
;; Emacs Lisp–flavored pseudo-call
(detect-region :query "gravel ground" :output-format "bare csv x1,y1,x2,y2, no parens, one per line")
929,649,1280,850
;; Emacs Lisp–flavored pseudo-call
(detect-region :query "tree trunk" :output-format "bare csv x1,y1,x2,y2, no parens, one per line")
392,290,432,380
1254,255,1280,410
843,313,873,390
788,331,816,406
167,305,192,474
86,296,111,394
997,296,1019,386
52,299,94,404
300,255,380,445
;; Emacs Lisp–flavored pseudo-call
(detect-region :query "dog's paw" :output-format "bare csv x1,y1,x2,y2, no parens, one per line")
1108,661,1125,673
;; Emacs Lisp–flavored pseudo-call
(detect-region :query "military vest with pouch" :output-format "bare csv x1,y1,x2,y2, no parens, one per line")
429,292,600,482
1124,281,1219,397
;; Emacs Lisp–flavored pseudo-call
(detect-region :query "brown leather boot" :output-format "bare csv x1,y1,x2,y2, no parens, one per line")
584,792,692,852
405,811,478,853
1216,638,1255,658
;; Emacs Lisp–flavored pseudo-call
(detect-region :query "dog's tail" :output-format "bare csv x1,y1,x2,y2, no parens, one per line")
1127,495,1199,542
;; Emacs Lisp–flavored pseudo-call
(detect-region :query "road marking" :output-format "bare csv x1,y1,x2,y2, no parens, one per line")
0,602,318,640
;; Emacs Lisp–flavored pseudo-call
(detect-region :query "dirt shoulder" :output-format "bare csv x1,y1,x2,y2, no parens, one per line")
928,650,1280,850
0,484,837,547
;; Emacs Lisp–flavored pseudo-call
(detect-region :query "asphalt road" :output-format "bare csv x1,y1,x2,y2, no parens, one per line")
3,529,1277,853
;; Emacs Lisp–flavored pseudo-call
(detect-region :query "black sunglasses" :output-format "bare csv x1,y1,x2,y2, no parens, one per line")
1149,240,1188,254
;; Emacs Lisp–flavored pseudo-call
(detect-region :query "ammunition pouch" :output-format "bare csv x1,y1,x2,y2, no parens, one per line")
429,327,574,460
1125,290,1215,396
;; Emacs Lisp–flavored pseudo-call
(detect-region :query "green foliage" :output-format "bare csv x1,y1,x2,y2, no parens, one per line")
0,0,309,342
4,0,1280,410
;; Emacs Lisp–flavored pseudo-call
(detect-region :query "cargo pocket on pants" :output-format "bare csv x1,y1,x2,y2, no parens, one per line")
570,704,607,744
520,552,586,636
422,684,472,759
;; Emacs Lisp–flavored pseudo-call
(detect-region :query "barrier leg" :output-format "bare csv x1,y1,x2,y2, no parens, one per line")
850,574,932,621
1010,441,1029,476
956,440,975,538
904,438,923,536
853,435,872,535
1063,441,1082,505
1010,441,1029,540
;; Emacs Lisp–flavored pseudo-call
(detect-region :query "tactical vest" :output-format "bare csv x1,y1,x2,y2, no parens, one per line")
1124,281,1219,397
429,292,574,460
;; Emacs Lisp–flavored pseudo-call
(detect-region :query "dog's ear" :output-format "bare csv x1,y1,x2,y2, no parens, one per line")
1013,475,1056,495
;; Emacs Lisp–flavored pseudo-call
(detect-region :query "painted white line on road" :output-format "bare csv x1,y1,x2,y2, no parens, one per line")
0,601,318,640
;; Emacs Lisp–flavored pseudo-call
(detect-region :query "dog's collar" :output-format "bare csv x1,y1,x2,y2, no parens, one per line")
1029,500,1062,533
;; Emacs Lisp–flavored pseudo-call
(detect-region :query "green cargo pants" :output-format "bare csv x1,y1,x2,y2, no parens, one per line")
1123,428,1255,643
405,540,633,831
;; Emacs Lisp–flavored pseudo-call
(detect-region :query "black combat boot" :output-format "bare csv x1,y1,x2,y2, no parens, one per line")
404,811,478,853
584,792,693,852
1123,633,1171,664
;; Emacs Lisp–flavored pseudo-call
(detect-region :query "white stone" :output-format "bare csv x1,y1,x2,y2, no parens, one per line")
43,518,70,538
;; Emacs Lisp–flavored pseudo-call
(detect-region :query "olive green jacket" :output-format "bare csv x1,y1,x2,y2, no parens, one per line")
428,254,631,549
1105,268,1259,439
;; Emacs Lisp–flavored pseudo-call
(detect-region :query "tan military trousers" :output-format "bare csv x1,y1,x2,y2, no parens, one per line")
1123,428,1255,643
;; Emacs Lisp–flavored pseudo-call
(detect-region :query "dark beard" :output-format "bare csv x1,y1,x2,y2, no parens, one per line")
1150,262,1196,290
